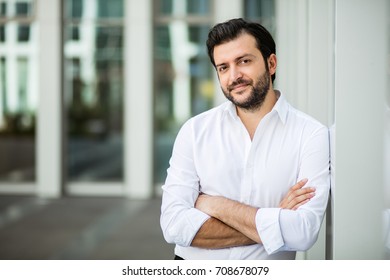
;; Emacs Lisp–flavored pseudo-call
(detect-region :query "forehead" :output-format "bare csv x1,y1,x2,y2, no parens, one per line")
213,32,261,64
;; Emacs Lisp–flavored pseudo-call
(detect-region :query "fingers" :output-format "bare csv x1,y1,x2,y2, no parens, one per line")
290,178,308,191
284,178,308,199
291,199,310,210
279,178,316,210
286,191,315,209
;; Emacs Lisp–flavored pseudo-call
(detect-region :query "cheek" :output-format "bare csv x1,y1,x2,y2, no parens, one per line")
218,75,230,88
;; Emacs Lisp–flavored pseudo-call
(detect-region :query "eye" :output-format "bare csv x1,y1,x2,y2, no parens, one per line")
239,58,251,65
217,65,228,73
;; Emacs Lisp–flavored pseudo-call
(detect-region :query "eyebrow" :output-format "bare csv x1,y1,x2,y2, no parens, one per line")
215,53,257,68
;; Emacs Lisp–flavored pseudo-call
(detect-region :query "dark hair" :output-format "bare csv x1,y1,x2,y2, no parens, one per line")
206,18,276,83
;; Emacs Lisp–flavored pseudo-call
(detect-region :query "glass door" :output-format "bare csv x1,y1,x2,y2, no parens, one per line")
0,0,37,190
153,0,214,187
63,0,124,194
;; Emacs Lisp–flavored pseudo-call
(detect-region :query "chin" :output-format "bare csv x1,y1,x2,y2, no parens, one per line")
233,93,252,103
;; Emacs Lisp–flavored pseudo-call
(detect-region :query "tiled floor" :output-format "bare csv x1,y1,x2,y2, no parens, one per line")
0,195,174,260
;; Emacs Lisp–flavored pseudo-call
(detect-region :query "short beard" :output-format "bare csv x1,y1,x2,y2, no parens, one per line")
223,70,271,112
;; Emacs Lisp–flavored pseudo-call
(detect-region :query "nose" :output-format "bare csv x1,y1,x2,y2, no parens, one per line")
229,66,242,83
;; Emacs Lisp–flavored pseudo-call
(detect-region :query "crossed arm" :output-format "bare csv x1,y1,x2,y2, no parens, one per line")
191,178,315,249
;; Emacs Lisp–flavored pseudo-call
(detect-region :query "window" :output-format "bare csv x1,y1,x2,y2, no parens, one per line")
244,0,275,36
15,1,31,42
0,0,37,183
153,0,214,185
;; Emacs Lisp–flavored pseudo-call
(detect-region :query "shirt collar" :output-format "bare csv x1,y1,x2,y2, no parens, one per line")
272,90,289,125
225,101,239,120
224,90,289,124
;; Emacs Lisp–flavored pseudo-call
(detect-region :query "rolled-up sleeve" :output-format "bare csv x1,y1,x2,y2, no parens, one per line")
256,125,330,255
160,120,210,247
255,208,283,253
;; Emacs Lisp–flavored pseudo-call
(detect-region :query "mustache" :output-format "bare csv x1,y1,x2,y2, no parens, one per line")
227,78,252,92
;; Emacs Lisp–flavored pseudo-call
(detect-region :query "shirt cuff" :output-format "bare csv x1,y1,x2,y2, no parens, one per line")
168,208,210,247
255,208,284,254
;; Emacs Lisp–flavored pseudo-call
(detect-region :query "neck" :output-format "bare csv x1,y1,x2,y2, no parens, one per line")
236,89,278,140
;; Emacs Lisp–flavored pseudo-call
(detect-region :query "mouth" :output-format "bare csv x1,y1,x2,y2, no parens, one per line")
227,78,252,93
229,83,250,93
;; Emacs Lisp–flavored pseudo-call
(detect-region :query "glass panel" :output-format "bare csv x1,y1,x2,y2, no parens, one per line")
154,20,213,184
15,2,30,16
159,0,173,15
63,0,124,182
158,0,210,16
0,2,5,42
244,0,275,36
97,0,123,18
15,1,32,42
17,24,30,42
0,25,4,42
0,0,36,183
187,0,210,15
65,0,123,20
64,0,83,19
0,2,6,17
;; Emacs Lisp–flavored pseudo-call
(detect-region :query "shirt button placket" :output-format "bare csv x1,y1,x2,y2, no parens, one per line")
241,152,255,204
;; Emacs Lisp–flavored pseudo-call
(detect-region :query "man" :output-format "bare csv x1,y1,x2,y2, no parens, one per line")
160,18,330,260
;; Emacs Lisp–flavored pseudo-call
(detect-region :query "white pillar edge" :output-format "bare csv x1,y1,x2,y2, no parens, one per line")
332,0,387,259
124,0,154,199
36,0,62,198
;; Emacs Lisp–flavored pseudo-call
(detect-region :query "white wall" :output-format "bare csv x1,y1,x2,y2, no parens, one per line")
276,0,334,126
276,0,389,260
276,0,334,259
332,0,387,259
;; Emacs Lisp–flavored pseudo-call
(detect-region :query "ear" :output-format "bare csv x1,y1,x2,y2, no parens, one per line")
268,54,277,75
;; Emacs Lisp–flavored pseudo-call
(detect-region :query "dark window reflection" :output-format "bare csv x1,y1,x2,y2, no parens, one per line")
16,2,31,43
0,2,6,16
71,0,83,18
159,0,173,15
16,2,30,15
98,0,123,18
187,0,209,14
0,3,5,42
0,26,5,42
17,25,30,42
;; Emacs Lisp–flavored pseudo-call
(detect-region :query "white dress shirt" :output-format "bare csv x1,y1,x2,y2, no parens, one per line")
160,91,330,260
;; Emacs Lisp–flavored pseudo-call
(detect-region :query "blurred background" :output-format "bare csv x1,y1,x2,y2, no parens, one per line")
0,0,388,259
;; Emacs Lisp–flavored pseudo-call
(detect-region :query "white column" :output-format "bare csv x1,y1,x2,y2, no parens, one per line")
213,0,243,25
276,0,334,125
276,0,335,259
305,0,335,260
275,0,309,111
124,0,153,198
36,0,62,198
306,0,335,126
332,0,387,259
